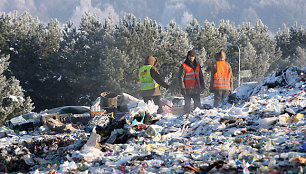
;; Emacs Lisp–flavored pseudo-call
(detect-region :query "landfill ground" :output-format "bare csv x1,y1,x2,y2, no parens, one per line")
0,66,305,174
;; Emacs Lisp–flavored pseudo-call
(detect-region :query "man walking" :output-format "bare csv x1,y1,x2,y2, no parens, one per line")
179,50,205,113
210,51,233,107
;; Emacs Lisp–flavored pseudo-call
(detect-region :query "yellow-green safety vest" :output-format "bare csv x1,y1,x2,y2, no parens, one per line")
139,65,159,90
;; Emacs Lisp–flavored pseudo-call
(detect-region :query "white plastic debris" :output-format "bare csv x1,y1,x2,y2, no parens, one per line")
1,66,305,174
258,117,278,129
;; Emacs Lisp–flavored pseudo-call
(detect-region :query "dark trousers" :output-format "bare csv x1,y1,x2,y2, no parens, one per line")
213,90,230,107
184,94,201,113
143,96,162,114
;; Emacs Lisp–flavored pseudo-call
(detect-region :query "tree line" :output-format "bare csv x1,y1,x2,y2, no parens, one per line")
0,11,305,124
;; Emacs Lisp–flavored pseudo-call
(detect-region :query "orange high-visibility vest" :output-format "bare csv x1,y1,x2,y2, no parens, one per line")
182,63,201,89
213,61,231,88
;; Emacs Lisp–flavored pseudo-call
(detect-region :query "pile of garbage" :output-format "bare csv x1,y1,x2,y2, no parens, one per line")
0,66,305,173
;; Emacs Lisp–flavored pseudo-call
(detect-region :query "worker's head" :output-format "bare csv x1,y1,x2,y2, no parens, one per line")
215,51,226,61
187,50,196,62
145,56,158,66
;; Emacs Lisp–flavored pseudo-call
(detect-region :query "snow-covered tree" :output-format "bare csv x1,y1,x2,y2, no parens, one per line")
55,13,121,106
157,20,193,95
186,19,225,93
0,54,34,125
197,20,225,61
0,10,303,111
112,14,163,96
240,42,257,81
100,47,129,93
275,22,306,69
185,18,201,49
237,20,280,80
0,12,62,111
294,46,306,67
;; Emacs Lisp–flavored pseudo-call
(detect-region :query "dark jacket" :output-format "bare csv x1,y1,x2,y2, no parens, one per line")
210,54,233,92
140,56,169,97
179,58,205,94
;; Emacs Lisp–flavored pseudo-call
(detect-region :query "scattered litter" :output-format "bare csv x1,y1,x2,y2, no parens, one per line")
0,66,305,173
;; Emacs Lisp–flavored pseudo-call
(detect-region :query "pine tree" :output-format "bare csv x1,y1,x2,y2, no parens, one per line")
1,10,303,112
64,13,106,105
112,14,163,97
101,47,129,93
0,54,34,125
197,20,225,61
40,19,61,58
240,42,257,82
275,24,290,58
289,23,306,51
294,46,306,67
237,20,280,81
186,18,223,94
275,22,306,69
215,19,241,86
0,13,11,56
158,20,192,95
0,12,62,111
57,13,120,106
185,18,201,49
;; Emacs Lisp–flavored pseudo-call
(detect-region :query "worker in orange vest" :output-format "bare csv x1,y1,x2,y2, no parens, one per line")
210,51,233,107
179,50,205,113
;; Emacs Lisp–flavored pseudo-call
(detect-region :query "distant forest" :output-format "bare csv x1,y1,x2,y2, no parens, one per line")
0,11,305,123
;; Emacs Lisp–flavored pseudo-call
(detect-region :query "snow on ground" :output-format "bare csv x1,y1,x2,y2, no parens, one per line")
0,66,305,173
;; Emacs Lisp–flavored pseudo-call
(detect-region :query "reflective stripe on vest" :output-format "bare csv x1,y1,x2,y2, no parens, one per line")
139,65,159,90
213,61,231,88
182,62,201,89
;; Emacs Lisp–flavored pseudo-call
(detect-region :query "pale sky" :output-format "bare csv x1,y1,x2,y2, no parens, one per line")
0,0,305,32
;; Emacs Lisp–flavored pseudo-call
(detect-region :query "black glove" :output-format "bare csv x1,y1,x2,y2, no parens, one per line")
165,84,170,89
181,88,186,96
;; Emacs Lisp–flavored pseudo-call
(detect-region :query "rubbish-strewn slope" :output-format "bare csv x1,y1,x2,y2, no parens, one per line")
0,66,305,174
